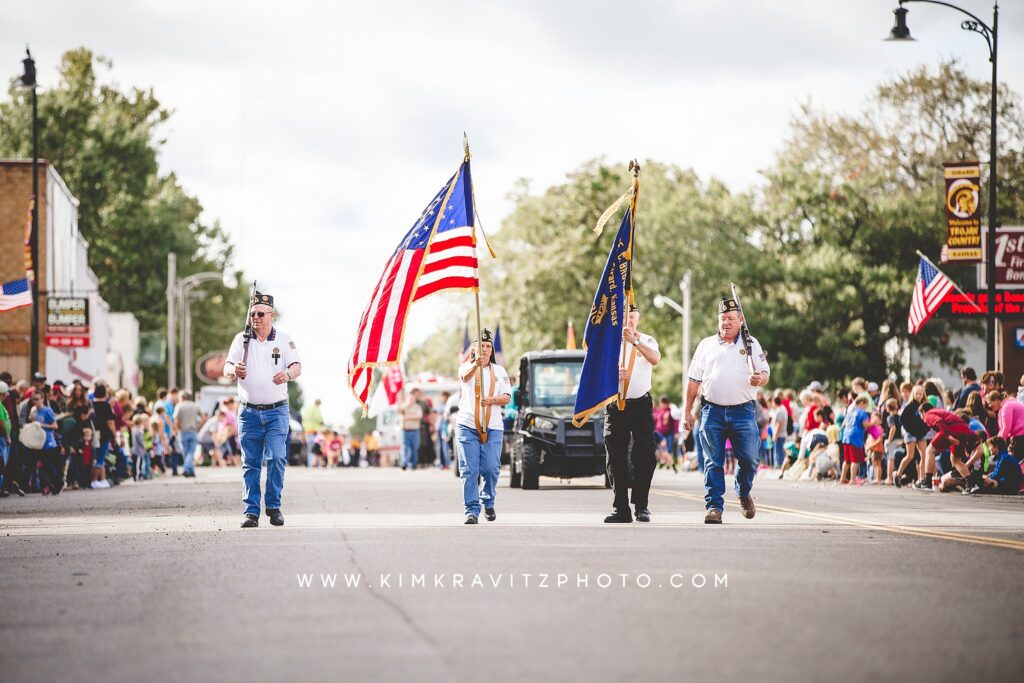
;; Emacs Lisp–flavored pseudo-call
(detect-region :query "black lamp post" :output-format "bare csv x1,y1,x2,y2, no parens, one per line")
886,1,1000,371
20,48,40,377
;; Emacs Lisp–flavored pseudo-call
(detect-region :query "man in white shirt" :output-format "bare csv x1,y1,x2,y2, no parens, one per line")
603,304,661,524
456,329,511,524
224,290,302,528
683,297,770,524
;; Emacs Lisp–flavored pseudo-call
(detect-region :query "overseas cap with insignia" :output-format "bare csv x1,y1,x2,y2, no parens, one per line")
472,328,494,345
629,302,639,313
252,290,274,308
719,298,741,314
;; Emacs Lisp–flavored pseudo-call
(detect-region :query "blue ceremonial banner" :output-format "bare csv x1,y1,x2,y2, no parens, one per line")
572,205,634,427
493,323,505,367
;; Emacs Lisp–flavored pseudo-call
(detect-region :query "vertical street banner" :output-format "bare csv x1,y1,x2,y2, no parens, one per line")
943,160,982,263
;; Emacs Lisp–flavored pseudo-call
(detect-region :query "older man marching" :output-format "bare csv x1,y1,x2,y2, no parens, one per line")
224,290,301,528
684,297,770,524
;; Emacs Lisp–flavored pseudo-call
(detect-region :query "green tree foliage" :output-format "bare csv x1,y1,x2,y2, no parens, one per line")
0,48,247,396
405,61,1024,399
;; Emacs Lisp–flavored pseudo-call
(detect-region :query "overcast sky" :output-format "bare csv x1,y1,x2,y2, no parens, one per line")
5,1,1022,424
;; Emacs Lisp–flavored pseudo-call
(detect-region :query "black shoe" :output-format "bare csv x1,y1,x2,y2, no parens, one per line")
464,515,479,525
893,474,904,488
635,508,651,522
10,482,24,497
241,514,259,528
604,509,633,523
913,479,932,490
962,483,981,495
267,509,284,526
484,507,496,521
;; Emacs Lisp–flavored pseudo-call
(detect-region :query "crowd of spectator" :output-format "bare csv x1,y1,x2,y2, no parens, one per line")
0,371,247,497
658,368,1024,496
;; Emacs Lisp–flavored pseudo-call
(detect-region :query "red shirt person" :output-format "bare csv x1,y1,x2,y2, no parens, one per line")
919,404,981,484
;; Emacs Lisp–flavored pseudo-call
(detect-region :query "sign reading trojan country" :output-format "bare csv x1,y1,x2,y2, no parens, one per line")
45,297,90,347
943,160,982,263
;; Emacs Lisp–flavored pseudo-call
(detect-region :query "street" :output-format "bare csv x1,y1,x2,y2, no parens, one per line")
1,466,1022,683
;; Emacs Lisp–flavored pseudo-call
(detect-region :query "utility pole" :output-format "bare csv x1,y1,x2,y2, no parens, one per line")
167,252,176,387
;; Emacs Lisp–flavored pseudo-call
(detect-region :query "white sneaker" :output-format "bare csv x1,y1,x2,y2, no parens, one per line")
94,480,110,489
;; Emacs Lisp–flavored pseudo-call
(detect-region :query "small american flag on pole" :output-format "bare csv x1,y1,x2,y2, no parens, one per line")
348,158,483,410
908,256,955,335
0,277,32,312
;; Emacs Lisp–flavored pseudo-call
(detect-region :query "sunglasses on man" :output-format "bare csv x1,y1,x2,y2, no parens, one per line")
250,311,271,318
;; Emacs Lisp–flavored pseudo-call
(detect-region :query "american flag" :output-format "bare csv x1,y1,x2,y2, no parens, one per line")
908,256,954,335
348,160,478,409
0,277,32,312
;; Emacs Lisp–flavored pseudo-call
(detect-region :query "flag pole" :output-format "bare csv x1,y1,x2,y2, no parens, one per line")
617,161,640,410
465,133,488,445
915,250,984,313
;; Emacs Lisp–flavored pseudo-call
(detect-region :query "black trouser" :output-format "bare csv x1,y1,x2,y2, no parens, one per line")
4,439,26,491
37,447,64,493
604,393,657,512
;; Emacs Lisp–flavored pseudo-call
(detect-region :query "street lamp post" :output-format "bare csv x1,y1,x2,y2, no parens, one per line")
174,271,228,392
653,271,692,403
20,48,40,376
886,0,999,370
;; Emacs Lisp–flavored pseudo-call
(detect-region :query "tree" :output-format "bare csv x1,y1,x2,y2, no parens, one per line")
0,48,247,396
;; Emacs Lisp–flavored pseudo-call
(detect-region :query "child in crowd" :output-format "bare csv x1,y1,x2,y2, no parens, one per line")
131,414,149,480
974,436,1024,495
149,416,168,474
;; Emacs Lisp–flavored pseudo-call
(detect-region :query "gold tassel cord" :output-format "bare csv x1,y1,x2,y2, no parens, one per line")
593,189,633,236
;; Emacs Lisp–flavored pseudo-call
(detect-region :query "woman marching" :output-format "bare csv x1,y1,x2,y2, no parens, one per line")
455,328,512,524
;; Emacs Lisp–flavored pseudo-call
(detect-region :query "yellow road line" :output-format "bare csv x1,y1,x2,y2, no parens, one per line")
652,488,1024,552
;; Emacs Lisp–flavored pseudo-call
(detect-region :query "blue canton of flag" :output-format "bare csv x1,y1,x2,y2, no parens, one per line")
573,207,633,427
0,277,32,312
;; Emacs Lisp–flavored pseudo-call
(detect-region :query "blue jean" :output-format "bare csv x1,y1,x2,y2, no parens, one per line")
239,405,289,517
699,401,760,512
438,429,451,467
402,429,420,469
0,437,9,488
180,431,198,475
305,433,317,466
774,437,787,468
457,425,502,516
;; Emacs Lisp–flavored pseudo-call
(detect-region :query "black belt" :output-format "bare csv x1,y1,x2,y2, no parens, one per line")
241,400,287,411
610,392,651,408
701,398,752,409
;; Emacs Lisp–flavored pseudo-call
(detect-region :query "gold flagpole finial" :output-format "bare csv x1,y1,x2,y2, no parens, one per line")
463,132,471,161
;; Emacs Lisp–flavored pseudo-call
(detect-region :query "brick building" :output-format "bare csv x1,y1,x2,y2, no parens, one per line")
0,159,138,390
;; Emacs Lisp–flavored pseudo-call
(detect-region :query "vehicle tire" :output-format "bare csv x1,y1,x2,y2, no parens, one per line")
509,450,522,488
521,442,541,490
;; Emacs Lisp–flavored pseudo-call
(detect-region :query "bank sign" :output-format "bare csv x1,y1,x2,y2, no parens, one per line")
978,226,1024,290
45,297,90,347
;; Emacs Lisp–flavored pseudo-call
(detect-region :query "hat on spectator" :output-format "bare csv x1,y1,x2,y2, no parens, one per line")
0,381,8,394
806,380,824,392
867,381,879,393
32,372,46,382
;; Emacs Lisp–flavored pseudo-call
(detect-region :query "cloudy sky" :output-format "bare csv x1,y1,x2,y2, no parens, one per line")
5,1,1022,423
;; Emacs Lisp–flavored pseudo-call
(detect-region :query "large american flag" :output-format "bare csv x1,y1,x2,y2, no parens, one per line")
0,277,32,312
908,256,954,335
348,160,478,409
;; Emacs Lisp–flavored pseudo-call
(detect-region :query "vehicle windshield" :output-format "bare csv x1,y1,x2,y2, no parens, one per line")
530,360,583,407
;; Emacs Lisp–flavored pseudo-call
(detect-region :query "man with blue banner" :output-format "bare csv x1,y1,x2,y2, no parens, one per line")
573,163,661,523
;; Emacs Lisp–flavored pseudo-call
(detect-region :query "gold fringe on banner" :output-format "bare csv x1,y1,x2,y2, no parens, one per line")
592,189,633,237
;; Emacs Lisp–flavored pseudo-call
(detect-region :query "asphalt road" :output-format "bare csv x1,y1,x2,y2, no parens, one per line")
2,465,1022,683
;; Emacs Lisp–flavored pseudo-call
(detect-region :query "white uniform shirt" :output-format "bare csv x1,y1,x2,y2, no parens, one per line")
226,328,301,405
622,333,658,399
456,361,512,431
688,333,770,406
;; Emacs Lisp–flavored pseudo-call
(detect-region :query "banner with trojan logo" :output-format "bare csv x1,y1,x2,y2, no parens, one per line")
943,160,982,263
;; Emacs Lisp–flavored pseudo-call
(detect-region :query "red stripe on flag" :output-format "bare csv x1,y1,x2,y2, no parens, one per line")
387,251,425,361
421,256,477,274
414,276,479,301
